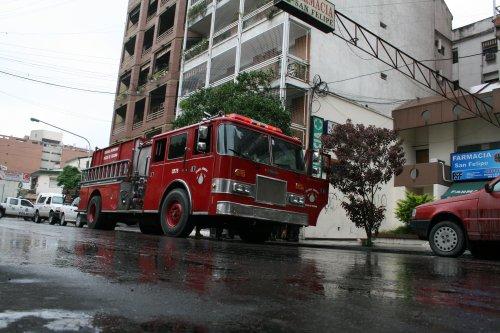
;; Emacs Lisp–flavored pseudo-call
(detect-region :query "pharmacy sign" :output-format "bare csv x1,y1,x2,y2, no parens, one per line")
274,0,335,33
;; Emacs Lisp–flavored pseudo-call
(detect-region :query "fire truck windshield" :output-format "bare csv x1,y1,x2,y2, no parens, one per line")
217,124,305,173
218,124,270,165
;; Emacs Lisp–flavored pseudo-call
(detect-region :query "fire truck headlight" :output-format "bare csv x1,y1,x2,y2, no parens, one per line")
289,194,305,206
232,182,251,195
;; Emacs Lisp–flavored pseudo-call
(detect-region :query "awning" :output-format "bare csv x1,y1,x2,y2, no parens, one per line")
441,181,487,199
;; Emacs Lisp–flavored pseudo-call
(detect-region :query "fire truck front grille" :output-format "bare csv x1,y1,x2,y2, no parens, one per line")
255,176,287,206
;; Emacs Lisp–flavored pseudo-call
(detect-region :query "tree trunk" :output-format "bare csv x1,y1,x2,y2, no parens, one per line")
364,225,373,247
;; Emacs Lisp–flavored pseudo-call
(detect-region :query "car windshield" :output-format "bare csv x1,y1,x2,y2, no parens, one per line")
52,196,64,204
271,137,305,173
217,124,270,165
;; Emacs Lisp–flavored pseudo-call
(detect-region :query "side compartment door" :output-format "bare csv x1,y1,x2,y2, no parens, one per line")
478,179,500,240
143,138,166,211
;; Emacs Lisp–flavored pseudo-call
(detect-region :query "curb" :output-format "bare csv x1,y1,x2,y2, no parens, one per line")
266,240,433,256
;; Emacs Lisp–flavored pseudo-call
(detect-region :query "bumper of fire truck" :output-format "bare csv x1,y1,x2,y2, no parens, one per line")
215,201,309,226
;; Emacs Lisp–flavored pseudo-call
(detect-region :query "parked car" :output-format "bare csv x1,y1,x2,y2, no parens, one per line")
410,176,500,258
33,193,65,224
58,197,83,227
0,197,35,220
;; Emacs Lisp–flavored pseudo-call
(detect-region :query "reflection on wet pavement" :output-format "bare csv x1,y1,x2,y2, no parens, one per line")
0,219,499,332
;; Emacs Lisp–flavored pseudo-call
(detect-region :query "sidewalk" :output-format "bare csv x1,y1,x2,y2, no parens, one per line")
270,238,433,256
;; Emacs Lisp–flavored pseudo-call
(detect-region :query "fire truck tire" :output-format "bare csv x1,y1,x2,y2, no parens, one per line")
160,189,194,237
86,196,115,230
139,222,163,235
238,224,272,244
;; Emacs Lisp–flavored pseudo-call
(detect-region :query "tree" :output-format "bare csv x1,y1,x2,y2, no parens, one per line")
174,71,291,134
57,166,81,195
395,192,433,225
322,121,405,246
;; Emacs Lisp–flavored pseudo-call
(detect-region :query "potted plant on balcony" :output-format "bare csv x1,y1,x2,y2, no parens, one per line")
188,1,208,21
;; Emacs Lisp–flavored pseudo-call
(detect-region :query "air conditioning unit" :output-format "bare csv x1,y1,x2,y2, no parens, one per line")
486,52,497,62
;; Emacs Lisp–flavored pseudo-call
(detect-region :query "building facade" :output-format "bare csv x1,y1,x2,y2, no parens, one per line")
110,0,187,144
393,86,500,200
452,16,500,89
0,130,89,174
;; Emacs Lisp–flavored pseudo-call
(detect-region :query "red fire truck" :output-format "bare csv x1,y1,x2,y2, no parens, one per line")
78,114,329,242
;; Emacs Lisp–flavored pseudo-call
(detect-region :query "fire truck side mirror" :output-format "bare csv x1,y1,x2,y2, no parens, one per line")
197,142,207,153
198,125,209,141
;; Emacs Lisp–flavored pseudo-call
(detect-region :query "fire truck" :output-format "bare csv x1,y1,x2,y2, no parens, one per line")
78,114,329,242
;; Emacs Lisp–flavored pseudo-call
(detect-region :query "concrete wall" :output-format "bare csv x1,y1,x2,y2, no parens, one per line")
304,94,404,239
452,17,498,88
35,174,63,195
0,180,19,202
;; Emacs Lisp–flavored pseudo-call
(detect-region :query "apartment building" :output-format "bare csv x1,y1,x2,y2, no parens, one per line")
110,0,187,144
452,16,500,89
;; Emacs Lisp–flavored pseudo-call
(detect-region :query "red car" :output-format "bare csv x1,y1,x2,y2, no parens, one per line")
410,176,500,258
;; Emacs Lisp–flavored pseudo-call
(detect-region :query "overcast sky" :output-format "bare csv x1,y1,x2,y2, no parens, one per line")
0,0,495,148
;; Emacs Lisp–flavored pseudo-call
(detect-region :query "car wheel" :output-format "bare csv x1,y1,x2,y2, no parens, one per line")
48,211,57,225
160,189,194,237
60,213,67,226
0,209,4,219
34,211,42,224
238,223,272,244
429,221,466,258
23,217,31,221
76,214,86,228
86,196,115,230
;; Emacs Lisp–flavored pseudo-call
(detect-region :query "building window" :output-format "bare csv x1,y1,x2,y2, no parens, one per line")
123,36,136,60
452,48,458,63
49,177,58,188
380,21,387,29
210,47,236,83
133,99,146,127
482,71,499,84
138,63,150,87
182,62,207,96
143,26,155,54
158,5,176,39
127,5,140,30
240,24,283,72
415,149,429,164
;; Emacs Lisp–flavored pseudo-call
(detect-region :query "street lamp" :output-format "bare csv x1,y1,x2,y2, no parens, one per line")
29,117,92,159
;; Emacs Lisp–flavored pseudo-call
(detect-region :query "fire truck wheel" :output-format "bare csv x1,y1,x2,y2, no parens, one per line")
139,222,163,235
238,224,272,244
160,189,194,237
86,196,115,230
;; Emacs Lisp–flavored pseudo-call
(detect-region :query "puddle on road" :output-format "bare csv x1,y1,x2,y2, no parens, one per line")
0,309,95,331
7,278,44,284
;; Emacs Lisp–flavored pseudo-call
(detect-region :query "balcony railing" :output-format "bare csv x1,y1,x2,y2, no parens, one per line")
213,21,238,46
112,124,126,135
132,121,143,130
287,57,309,82
150,67,169,81
157,27,174,41
116,91,129,103
142,47,152,57
147,103,165,121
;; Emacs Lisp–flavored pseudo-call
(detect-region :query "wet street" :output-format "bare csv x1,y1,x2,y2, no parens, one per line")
0,217,499,332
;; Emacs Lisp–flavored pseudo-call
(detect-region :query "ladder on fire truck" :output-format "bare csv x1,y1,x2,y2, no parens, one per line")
275,1,500,129
81,160,131,184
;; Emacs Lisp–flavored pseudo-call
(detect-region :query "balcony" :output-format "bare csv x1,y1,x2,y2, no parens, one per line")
184,39,209,61
112,124,126,136
132,121,143,131
188,0,210,24
395,162,452,188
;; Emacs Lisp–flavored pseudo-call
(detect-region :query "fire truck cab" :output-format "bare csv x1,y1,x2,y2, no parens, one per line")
78,114,329,242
